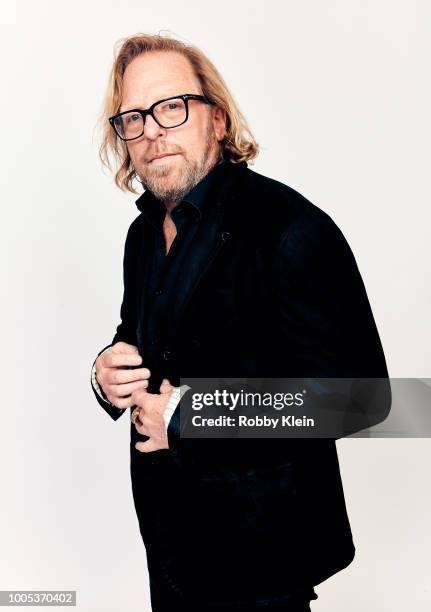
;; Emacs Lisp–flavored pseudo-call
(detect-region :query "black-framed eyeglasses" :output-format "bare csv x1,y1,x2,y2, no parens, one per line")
108,93,213,141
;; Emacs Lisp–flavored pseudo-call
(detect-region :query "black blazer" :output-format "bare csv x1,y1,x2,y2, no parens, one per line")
91,160,391,608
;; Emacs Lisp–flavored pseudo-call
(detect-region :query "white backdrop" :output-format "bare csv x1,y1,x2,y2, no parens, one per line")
0,1,430,610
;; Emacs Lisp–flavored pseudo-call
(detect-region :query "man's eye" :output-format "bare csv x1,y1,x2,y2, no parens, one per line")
161,102,179,112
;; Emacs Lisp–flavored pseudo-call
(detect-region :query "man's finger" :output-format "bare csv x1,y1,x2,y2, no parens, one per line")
107,394,134,409
104,352,144,369
112,342,140,353
106,367,150,386
110,379,149,398
131,387,150,407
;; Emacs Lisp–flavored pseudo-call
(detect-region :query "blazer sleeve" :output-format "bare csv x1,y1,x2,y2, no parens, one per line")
166,207,391,469
269,208,392,437
273,208,389,378
111,216,143,347
90,216,142,421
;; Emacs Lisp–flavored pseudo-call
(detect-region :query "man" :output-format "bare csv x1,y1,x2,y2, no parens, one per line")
90,34,390,612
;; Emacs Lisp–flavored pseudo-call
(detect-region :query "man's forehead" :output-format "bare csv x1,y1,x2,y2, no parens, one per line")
120,53,199,112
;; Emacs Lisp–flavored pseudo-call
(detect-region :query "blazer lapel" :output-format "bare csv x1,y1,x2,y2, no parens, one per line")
170,161,248,330
133,161,249,345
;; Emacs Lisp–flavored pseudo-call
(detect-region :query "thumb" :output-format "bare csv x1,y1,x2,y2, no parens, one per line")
160,378,174,394
135,439,158,453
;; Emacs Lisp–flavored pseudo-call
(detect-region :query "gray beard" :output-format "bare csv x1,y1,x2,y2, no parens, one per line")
137,120,220,206
143,157,211,204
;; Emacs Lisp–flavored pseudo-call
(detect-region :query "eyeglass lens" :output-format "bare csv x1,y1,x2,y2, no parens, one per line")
114,98,187,139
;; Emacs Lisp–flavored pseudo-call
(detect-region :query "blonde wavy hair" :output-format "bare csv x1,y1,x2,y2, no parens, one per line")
95,32,260,194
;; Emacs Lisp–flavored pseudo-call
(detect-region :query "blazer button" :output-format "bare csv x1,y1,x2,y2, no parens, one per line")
221,231,231,242
163,349,173,361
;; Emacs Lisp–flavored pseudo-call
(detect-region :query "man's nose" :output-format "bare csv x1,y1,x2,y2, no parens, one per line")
142,114,167,140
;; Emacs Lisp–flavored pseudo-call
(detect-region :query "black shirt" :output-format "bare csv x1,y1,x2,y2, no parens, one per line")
134,158,229,393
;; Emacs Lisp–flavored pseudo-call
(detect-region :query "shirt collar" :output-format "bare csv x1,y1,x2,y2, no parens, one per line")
134,158,232,226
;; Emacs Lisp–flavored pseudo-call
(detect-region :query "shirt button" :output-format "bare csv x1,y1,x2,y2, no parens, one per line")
163,349,173,361
173,206,185,218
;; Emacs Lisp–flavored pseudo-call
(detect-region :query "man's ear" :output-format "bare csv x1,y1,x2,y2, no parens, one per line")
212,106,227,142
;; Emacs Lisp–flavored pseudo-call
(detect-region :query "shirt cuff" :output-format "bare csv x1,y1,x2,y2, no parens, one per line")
163,384,190,430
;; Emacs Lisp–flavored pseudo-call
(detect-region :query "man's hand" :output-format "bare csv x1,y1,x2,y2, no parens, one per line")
95,341,150,409
132,379,174,453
